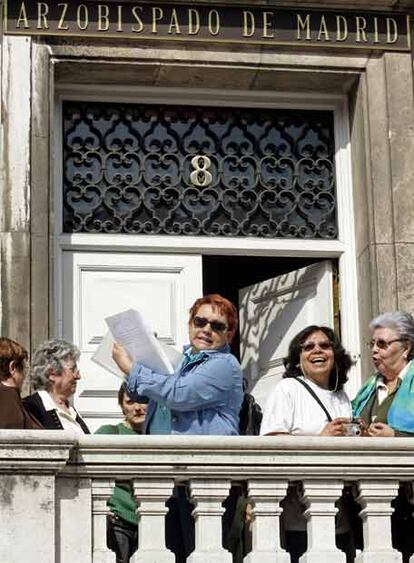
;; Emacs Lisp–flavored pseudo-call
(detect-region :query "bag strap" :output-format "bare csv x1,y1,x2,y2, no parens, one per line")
295,378,333,422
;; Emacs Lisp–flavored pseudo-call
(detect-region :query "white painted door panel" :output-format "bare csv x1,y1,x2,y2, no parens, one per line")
239,261,333,411
62,252,202,431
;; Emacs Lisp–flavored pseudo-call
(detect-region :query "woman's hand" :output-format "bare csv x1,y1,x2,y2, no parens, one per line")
112,343,132,375
319,417,350,436
368,422,395,437
357,418,370,436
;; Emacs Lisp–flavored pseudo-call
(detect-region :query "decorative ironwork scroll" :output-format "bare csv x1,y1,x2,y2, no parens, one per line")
63,102,337,239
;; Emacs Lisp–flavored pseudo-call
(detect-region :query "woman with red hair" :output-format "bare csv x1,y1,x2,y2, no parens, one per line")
113,293,243,436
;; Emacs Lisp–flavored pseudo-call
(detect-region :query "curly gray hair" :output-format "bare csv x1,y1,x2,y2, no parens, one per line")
30,339,80,391
369,311,414,360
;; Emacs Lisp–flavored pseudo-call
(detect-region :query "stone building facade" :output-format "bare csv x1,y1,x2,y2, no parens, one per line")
1,0,414,423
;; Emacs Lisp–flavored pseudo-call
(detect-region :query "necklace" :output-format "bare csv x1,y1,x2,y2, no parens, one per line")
385,378,399,393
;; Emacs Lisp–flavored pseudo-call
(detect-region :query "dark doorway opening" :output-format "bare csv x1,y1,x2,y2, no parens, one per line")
202,255,325,358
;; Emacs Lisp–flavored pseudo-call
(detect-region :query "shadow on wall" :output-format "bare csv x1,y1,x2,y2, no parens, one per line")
202,255,327,393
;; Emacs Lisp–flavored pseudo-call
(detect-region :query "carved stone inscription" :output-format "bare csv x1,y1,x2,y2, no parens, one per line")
5,1,410,50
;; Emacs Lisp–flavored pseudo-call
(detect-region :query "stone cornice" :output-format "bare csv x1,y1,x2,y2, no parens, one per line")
0,430,76,473
2,0,413,8
66,435,414,480
0,433,413,479
81,0,414,11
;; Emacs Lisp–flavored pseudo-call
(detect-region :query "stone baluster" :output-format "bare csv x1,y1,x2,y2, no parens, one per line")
92,478,116,563
244,479,289,563
408,482,414,563
188,479,232,563
299,479,346,563
132,478,175,563
356,480,400,562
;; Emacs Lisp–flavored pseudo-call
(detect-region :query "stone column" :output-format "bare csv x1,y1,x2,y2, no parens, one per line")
57,477,92,563
132,478,174,563
364,51,414,315
92,478,115,563
0,36,32,352
244,479,289,563
188,479,232,563
355,480,400,562
0,432,75,563
299,479,345,563
30,40,52,348
0,474,57,563
408,482,414,563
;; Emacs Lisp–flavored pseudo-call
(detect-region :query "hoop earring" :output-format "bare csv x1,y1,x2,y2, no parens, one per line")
299,358,308,378
333,365,339,393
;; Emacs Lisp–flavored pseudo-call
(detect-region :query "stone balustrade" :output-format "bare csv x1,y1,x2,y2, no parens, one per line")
0,431,413,562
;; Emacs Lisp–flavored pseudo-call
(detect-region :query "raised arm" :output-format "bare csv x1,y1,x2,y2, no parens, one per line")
125,355,239,412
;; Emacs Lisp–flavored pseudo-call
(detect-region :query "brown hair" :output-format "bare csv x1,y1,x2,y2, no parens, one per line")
189,294,238,339
117,383,148,408
0,338,28,381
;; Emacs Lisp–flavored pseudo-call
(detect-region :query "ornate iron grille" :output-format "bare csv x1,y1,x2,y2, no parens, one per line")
63,102,337,238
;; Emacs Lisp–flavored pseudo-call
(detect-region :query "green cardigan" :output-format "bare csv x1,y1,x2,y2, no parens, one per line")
95,423,140,525
352,360,414,434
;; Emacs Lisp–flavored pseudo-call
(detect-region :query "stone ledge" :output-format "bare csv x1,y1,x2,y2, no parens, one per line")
63,434,414,480
0,430,76,473
83,0,414,10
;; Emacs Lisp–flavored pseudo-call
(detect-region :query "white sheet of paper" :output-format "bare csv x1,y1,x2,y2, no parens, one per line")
158,340,183,371
91,332,125,379
105,309,180,375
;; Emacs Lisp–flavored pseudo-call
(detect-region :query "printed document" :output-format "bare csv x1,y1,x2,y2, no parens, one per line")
92,309,183,377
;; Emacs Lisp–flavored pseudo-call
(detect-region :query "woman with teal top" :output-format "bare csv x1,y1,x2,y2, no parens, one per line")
352,311,414,437
352,312,414,561
96,384,148,563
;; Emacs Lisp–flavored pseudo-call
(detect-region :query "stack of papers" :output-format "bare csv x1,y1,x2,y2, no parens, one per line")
92,309,183,378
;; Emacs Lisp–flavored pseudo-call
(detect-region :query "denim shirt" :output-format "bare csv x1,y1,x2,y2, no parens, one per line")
146,402,171,435
125,344,243,435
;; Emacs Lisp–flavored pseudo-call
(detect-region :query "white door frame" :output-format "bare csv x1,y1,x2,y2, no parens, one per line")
53,85,361,395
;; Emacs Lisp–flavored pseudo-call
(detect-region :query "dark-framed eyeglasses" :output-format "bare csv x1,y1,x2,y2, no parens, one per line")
368,338,404,350
193,316,228,333
300,340,333,353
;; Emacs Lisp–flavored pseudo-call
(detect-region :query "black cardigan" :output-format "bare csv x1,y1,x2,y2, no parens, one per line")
23,392,90,434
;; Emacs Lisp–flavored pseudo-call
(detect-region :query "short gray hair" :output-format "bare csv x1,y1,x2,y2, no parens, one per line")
369,311,414,360
30,339,80,391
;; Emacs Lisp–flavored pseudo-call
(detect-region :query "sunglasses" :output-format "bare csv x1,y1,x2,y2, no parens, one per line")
301,340,333,353
369,338,404,350
193,316,228,333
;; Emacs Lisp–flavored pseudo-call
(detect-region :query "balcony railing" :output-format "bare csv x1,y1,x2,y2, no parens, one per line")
0,431,413,563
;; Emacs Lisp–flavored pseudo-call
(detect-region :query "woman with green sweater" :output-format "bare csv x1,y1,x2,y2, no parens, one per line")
96,384,148,563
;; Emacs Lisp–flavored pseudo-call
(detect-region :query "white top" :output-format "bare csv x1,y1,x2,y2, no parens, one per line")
38,390,86,436
260,376,352,436
260,376,352,532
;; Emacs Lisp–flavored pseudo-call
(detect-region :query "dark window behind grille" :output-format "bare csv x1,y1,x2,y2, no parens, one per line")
62,101,337,238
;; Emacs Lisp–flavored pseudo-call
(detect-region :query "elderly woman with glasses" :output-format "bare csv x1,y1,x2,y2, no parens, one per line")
352,311,414,437
23,339,89,434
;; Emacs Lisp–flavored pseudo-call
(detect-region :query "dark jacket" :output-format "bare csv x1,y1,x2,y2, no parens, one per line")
23,391,90,433
0,382,42,429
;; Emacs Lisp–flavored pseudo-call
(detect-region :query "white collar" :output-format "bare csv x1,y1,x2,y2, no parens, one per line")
376,360,411,389
38,389,76,416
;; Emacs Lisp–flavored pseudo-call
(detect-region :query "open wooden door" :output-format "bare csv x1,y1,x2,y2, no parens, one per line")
239,261,334,410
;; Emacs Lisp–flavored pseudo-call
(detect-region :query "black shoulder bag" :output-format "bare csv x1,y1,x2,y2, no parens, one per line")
295,378,333,422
